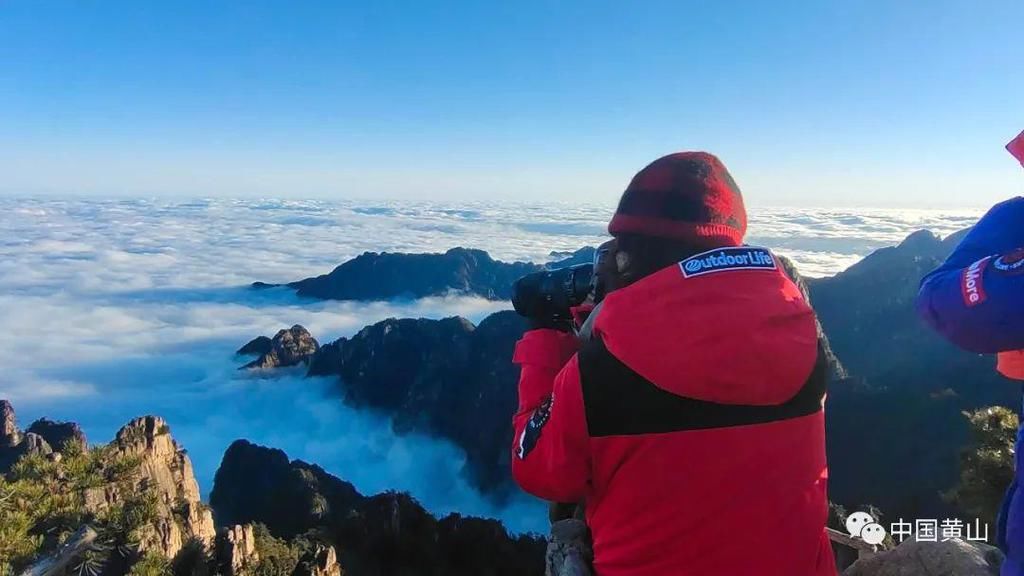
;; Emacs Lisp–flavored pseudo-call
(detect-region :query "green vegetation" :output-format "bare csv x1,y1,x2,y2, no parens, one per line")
251,523,319,576
0,444,156,576
946,406,1018,528
129,553,173,576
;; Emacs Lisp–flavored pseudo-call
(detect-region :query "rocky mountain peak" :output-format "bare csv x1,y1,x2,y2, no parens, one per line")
101,415,216,558
897,229,943,252
241,325,319,370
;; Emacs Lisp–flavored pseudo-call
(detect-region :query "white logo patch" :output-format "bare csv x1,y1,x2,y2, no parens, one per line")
679,246,777,278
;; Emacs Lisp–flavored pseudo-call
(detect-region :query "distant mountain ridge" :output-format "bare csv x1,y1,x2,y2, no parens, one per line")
256,247,596,301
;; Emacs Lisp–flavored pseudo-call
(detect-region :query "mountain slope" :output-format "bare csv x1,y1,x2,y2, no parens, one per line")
808,228,1013,518
210,439,545,576
308,312,529,495
259,247,596,301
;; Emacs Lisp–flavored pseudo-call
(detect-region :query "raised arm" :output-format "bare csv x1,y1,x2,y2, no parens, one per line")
916,197,1024,354
510,329,591,503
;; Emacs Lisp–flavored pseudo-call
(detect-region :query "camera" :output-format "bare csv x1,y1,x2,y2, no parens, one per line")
512,263,594,322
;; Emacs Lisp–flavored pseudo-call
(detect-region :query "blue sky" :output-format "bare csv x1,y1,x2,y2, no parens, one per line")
1,1,1022,207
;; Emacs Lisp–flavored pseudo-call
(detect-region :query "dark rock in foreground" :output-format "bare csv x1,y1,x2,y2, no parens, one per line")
242,325,320,370
210,439,545,576
262,246,596,302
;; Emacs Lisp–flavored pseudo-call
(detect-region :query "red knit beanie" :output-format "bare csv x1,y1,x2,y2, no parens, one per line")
608,152,747,247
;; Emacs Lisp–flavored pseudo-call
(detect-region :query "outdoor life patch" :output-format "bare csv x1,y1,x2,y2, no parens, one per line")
679,246,777,278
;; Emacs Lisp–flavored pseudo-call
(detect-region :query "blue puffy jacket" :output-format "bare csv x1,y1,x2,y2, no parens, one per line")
916,197,1024,575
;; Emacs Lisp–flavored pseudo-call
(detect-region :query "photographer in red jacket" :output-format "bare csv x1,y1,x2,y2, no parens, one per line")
511,152,835,576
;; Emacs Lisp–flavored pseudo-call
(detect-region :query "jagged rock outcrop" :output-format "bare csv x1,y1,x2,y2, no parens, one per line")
217,524,261,576
259,246,596,302
242,325,320,370
237,335,273,357
210,440,545,576
84,416,216,559
27,418,87,453
1,399,20,447
18,432,53,457
1,402,61,472
292,545,343,576
843,538,1002,575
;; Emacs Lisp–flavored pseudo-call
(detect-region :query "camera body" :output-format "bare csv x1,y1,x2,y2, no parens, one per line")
511,264,594,323
512,241,616,324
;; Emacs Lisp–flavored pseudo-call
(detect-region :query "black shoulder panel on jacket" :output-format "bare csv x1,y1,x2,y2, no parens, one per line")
578,337,827,437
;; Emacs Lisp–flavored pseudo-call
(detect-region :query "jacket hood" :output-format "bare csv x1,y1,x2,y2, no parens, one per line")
592,251,819,406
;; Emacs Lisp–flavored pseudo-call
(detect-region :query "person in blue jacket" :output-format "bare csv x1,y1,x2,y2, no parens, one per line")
916,196,1024,575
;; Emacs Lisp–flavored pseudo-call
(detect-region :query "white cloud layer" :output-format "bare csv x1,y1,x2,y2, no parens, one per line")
0,197,981,533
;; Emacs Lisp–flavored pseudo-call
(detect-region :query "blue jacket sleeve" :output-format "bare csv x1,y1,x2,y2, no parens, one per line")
916,197,1024,354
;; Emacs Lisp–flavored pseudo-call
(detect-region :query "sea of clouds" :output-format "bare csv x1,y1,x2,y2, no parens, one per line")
0,197,982,534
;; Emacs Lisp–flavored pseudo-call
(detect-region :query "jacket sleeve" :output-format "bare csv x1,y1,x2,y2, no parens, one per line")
510,329,591,503
916,197,1024,354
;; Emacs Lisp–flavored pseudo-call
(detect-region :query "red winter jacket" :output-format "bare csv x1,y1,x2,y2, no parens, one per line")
512,246,835,576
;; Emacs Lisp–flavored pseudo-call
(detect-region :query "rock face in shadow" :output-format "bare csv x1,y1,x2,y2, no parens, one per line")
237,335,273,357
210,439,545,576
0,402,66,472
242,325,320,370
210,439,362,539
27,418,87,453
307,311,529,495
265,246,596,302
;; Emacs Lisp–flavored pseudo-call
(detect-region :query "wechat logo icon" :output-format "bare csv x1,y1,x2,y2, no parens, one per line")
847,511,887,546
